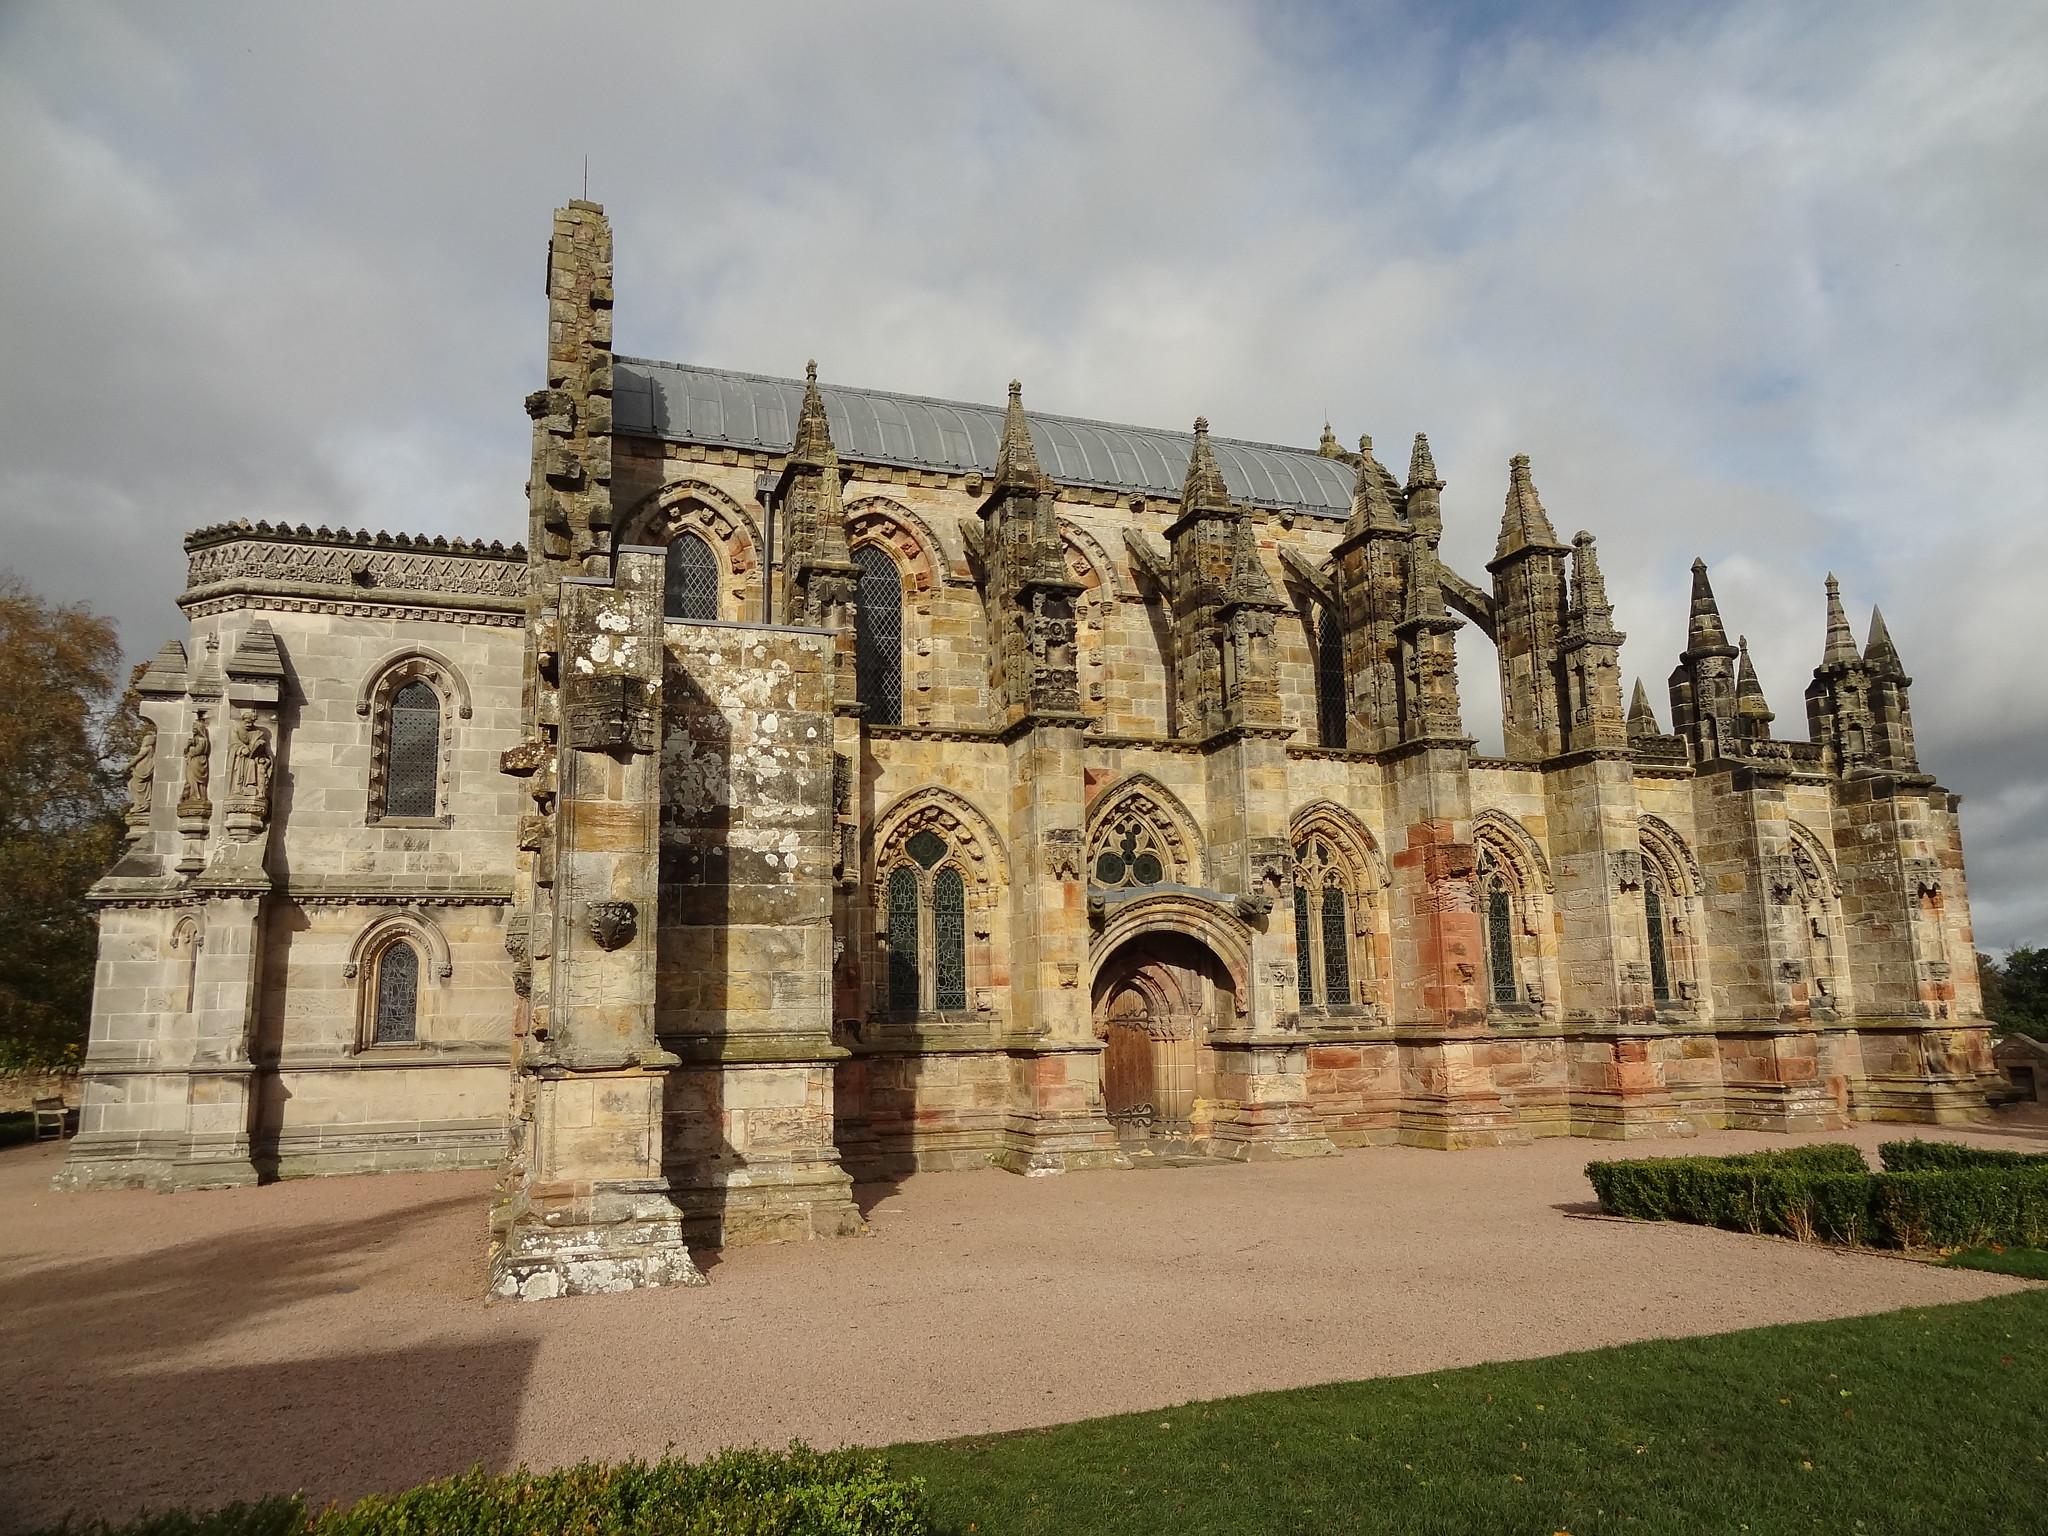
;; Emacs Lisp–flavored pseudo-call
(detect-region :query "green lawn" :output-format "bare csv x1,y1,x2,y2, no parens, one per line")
1944,1245,2048,1281
890,1290,2048,1536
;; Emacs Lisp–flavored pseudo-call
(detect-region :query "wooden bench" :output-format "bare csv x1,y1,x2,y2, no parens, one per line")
32,1095,68,1141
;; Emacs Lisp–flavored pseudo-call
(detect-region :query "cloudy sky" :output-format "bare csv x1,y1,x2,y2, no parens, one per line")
2,1,2042,948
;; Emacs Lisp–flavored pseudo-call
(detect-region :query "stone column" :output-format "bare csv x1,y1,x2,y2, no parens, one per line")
489,551,703,1299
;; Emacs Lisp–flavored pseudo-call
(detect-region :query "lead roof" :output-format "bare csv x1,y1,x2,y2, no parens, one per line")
613,357,1358,517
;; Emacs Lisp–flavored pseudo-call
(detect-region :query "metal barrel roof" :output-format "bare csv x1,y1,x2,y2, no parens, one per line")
612,356,1355,517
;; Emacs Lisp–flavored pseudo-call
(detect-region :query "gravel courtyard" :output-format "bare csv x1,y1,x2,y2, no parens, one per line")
3,1120,2039,1532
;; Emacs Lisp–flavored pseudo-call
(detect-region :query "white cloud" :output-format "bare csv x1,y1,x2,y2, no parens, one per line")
0,0,2040,944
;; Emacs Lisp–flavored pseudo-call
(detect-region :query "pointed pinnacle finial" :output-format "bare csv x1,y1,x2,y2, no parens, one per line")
1822,571,1858,668
1318,421,1342,458
1407,432,1439,488
1865,606,1905,678
1008,379,1022,403
1346,434,1400,534
806,359,817,383
1495,452,1562,562
1182,415,1231,512
1569,530,1614,628
791,357,835,464
1735,635,1774,724
1627,677,1659,737
1685,556,1733,656
994,377,1042,488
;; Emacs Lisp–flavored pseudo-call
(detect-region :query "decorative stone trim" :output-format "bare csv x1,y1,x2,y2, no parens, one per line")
1085,772,1206,889
283,876,513,905
180,596,523,626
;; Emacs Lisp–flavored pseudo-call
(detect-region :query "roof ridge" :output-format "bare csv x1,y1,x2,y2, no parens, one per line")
614,353,1336,459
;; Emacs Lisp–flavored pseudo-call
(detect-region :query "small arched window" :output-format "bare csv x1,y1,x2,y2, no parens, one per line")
665,531,720,621
1320,883,1352,1005
1644,878,1673,1004
853,543,903,725
1317,607,1347,748
1291,834,1371,1010
385,681,441,819
1481,852,1519,1005
373,941,420,1045
1293,884,1315,1008
881,830,978,1016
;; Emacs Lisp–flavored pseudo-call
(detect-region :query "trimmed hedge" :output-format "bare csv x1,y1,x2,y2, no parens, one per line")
1587,1141,2048,1251
1879,1137,2048,1173
33,1446,934,1536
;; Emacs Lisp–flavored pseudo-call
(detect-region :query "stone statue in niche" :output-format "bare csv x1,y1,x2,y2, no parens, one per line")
125,723,157,828
227,710,274,814
177,710,212,817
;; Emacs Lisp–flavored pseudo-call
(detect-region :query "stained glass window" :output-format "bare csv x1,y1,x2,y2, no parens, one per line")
665,531,719,621
933,867,967,1011
1294,883,1315,1007
1317,607,1347,748
886,867,920,1012
906,829,947,868
1486,878,1518,1004
373,941,419,1045
854,544,903,725
1321,884,1352,1006
386,681,440,819
1645,879,1672,1003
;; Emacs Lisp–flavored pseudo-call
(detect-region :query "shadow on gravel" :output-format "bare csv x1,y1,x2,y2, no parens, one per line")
0,1337,540,1535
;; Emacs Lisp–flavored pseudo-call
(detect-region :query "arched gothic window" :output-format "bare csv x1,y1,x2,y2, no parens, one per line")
665,531,720,621
853,543,903,725
1788,833,1845,1015
385,680,441,819
1480,850,1520,1005
373,940,420,1045
1292,834,1369,1008
1317,606,1347,748
881,829,970,1014
1644,877,1673,1004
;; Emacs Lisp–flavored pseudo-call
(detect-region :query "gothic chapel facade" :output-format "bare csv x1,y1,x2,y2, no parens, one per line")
63,203,1996,1297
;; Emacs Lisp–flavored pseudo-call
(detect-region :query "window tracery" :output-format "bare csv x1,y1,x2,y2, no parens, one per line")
1481,850,1519,1005
853,542,904,725
1085,777,1200,893
1637,819,1703,1011
664,531,720,622
870,790,1007,1020
364,656,459,825
373,941,420,1045
1316,605,1347,748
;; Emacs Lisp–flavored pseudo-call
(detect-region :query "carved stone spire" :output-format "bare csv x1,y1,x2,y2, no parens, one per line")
790,359,834,468
1225,514,1281,609
775,360,859,659
1182,416,1233,515
1568,531,1614,631
1345,434,1403,538
1402,432,1443,539
1627,678,1660,739
1734,635,1774,740
1494,454,1563,562
994,378,1044,492
1822,573,1859,669
1318,421,1344,458
1685,557,1735,657
1407,432,1439,488
1865,606,1905,680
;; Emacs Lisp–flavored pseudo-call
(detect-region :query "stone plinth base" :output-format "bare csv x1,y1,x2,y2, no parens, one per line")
676,1162,866,1248
489,1189,706,1301
54,1131,260,1192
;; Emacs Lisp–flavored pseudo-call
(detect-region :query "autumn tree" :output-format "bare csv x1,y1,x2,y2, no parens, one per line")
0,572,129,1074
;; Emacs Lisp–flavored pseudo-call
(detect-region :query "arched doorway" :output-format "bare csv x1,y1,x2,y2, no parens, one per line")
1092,932,1234,1154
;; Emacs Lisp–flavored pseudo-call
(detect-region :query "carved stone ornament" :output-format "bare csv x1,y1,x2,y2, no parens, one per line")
586,899,638,951
176,710,213,819
569,673,656,755
226,709,274,819
1607,849,1643,893
1044,828,1084,883
125,722,157,831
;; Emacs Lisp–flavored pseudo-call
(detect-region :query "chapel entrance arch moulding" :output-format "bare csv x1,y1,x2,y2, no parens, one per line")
1089,918,1240,1157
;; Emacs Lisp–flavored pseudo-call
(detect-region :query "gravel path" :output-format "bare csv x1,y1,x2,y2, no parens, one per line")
3,1120,2039,1531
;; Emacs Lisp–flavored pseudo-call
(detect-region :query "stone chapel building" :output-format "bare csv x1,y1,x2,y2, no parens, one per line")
61,202,1996,1297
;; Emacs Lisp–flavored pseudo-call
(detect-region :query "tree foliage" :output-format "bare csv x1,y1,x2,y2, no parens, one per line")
1981,946,2048,1037
0,572,129,1074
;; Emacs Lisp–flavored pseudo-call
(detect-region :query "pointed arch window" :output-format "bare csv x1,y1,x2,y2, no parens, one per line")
854,543,903,725
1317,606,1347,748
373,941,420,1045
1481,851,1520,1005
385,681,441,819
1292,836,1372,1009
1644,879,1673,1004
665,531,720,621
881,831,977,1015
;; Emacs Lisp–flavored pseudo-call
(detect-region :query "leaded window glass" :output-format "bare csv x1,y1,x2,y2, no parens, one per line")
1645,879,1672,1003
1090,817,1168,889
906,829,947,868
1486,875,1518,1004
665,532,719,621
1321,884,1352,1006
854,544,903,724
1317,607,1347,748
886,867,920,1012
1294,883,1315,1007
933,867,967,1011
373,941,419,1045
386,681,440,819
